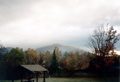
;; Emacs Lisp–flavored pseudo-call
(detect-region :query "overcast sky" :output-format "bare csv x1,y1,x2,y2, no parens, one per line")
0,0,120,50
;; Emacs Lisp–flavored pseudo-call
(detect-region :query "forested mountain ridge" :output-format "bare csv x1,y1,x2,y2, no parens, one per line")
36,44,85,54
0,47,13,55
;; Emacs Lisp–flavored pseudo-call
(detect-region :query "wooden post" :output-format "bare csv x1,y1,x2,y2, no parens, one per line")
12,72,14,82
21,73,23,82
36,72,38,82
28,74,31,82
36,76,38,82
21,78,23,82
12,80,14,82
43,71,46,82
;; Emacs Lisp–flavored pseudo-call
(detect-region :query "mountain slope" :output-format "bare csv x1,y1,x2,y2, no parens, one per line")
36,44,85,54
0,47,13,55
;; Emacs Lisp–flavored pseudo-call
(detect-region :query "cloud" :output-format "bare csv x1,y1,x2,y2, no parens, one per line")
0,0,120,49
1,0,120,27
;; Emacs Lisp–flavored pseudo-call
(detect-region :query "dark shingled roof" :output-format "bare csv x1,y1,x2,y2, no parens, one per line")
21,65,48,72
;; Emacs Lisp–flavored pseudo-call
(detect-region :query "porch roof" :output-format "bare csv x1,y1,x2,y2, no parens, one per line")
21,65,48,72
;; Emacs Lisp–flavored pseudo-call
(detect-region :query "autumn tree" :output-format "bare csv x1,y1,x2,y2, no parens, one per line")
88,24,120,76
39,46,61,69
40,50,52,68
39,51,46,65
54,46,62,61
3,47,27,66
88,24,120,57
80,52,91,69
25,48,40,64
62,52,80,71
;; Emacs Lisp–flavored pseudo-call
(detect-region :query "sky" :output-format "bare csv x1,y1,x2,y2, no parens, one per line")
0,0,120,50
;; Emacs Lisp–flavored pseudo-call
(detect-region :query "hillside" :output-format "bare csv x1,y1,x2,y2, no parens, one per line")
0,47,13,55
36,44,85,54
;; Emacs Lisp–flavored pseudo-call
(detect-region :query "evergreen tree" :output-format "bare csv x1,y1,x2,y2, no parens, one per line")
49,49,59,75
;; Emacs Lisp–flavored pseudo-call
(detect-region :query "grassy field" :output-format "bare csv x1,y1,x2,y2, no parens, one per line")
0,77,119,82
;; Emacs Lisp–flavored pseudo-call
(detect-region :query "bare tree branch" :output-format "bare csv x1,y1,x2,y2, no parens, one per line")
88,24,120,57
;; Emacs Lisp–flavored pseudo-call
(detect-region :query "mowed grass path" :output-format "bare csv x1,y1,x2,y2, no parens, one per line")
0,77,119,82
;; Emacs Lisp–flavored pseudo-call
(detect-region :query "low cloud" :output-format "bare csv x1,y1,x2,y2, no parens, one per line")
0,0,120,49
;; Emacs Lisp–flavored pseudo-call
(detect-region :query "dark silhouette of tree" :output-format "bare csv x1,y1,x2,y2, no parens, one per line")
88,24,120,57
3,47,27,66
2,47,27,79
0,43,5,62
88,24,120,77
49,49,59,75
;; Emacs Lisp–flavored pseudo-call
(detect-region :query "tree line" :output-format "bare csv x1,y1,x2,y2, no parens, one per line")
0,46,94,78
0,24,120,79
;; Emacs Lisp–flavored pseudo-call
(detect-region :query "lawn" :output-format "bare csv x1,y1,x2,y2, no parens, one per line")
0,77,119,82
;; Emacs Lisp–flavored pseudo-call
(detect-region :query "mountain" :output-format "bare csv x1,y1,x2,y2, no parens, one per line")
0,47,13,55
36,44,85,54
5,47,13,52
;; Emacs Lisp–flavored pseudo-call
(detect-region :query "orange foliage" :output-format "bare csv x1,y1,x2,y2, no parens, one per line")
103,56,115,67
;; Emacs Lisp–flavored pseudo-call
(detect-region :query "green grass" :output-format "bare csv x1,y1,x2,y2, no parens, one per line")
42,78,119,82
0,77,119,82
